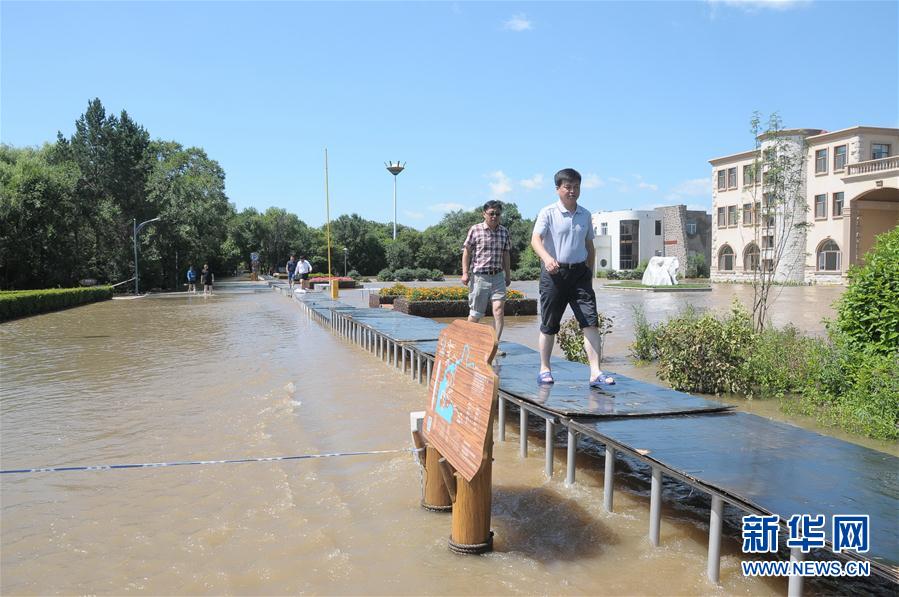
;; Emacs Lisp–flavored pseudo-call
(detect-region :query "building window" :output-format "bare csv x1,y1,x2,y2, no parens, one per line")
600,258,608,267
727,167,737,189
815,149,828,174
743,243,760,271
762,258,774,272
817,239,841,271
728,205,738,227
619,220,639,270
762,235,774,249
742,203,754,226
717,170,726,191
686,221,697,235
600,222,608,236
717,207,727,228
872,143,891,160
833,192,844,217
814,194,827,219
743,164,756,187
655,220,662,235
718,245,734,271
834,145,847,170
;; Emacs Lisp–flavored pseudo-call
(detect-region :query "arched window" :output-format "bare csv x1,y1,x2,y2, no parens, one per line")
743,242,760,271
817,239,841,271
718,244,735,271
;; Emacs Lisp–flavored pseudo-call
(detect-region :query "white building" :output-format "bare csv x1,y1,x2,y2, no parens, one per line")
709,126,899,283
592,206,711,273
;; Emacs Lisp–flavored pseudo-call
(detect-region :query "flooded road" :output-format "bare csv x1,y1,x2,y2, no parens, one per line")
0,280,892,594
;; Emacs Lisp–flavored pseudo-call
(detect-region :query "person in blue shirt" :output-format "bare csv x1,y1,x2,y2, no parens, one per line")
530,168,614,388
186,265,197,294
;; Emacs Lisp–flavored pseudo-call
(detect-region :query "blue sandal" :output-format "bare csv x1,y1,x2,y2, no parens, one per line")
589,374,616,388
537,371,555,385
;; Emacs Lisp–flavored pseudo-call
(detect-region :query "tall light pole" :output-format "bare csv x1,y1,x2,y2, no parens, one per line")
133,216,160,295
343,247,348,277
385,161,405,239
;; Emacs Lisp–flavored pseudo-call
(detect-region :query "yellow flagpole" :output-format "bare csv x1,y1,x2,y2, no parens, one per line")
325,148,338,298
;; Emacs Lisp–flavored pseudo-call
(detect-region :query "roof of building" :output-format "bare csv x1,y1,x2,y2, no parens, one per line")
709,125,899,165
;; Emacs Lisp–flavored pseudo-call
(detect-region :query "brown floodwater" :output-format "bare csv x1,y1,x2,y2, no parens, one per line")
0,279,893,595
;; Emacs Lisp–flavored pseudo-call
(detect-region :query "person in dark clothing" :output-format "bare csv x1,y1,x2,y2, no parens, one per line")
201,264,214,297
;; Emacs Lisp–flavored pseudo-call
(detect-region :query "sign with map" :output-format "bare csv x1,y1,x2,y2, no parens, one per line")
423,320,498,482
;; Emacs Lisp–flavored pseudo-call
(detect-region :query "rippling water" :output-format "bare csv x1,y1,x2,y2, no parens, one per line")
0,281,892,594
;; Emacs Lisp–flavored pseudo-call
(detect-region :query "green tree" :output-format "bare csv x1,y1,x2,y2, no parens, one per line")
329,213,387,274
144,141,234,288
743,112,811,331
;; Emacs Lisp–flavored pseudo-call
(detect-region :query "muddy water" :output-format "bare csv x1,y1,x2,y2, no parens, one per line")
0,281,891,595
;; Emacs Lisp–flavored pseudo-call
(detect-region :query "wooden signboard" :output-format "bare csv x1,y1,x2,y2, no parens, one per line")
423,320,498,483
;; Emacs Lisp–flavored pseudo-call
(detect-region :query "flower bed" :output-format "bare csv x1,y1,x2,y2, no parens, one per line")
308,276,357,288
393,293,536,318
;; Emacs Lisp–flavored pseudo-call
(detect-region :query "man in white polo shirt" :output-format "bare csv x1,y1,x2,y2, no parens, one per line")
530,168,614,388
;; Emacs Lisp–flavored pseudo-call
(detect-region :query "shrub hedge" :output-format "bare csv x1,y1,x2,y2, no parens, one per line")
0,286,113,321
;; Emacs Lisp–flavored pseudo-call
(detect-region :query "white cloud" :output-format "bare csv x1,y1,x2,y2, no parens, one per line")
520,173,544,190
708,0,811,12
582,173,605,189
487,170,512,199
665,177,711,201
607,177,624,184
638,181,659,191
430,202,467,213
503,13,533,31
403,210,424,220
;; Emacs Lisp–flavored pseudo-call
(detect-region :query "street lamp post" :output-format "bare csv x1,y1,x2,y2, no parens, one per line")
343,247,348,277
133,216,161,295
385,161,405,239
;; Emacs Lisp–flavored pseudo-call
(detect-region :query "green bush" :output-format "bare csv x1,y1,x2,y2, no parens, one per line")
595,269,609,279
798,334,898,440
557,314,613,366
413,267,431,281
685,253,709,278
741,325,813,399
347,269,362,280
394,267,416,282
834,226,899,357
655,303,755,395
0,286,113,321
511,266,540,281
377,268,395,282
629,305,660,361
430,269,445,281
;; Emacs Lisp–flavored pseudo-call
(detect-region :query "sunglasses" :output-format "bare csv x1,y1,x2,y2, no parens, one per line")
485,211,502,216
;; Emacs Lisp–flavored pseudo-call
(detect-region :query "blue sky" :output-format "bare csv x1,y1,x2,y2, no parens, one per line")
2,1,897,229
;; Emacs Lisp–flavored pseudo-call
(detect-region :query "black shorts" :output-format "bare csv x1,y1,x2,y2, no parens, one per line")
538,263,598,335
300,273,309,280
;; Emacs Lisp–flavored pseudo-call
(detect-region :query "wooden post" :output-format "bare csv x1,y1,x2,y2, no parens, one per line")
422,321,498,555
422,446,452,511
448,413,493,554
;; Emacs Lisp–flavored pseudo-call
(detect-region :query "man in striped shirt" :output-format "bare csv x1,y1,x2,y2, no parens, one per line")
461,200,512,342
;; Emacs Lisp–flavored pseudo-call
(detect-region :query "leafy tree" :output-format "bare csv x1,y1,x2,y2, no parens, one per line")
144,141,234,288
743,112,811,331
329,213,387,274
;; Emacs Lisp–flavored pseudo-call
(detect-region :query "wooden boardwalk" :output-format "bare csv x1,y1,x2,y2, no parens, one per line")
282,284,898,590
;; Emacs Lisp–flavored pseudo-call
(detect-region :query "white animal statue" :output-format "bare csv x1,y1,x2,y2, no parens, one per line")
642,256,680,286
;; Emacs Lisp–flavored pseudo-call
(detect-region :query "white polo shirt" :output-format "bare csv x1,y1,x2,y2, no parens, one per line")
533,200,595,264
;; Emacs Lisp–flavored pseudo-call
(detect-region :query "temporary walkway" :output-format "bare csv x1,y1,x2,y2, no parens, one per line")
279,284,898,592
